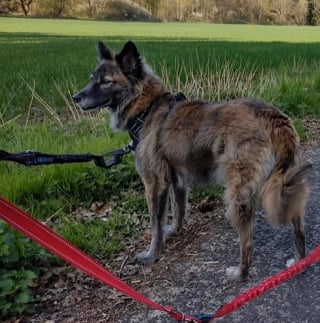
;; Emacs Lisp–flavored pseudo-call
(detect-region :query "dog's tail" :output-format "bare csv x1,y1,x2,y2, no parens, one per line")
262,162,312,226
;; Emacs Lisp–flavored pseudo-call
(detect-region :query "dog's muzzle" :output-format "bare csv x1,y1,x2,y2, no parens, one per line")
72,92,83,104
72,92,111,111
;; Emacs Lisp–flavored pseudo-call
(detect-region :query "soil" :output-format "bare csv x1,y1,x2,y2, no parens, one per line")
3,118,320,323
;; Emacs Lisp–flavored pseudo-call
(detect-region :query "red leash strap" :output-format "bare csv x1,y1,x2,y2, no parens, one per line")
0,197,201,323
212,245,320,320
4,196,318,322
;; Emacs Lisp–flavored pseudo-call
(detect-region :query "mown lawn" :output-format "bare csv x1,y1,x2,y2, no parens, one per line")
2,17,320,41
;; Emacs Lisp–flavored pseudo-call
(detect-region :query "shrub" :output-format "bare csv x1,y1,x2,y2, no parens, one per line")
0,222,37,316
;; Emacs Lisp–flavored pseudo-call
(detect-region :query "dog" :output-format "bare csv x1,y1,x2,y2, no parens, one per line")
73,40,311,281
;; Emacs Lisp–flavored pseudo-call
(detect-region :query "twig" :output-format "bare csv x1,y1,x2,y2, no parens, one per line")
45,207,64,225
20,75,63,126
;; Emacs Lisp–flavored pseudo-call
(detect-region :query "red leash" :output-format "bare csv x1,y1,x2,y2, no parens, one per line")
1,196,320,322
212,244,320,319
0,197,201,323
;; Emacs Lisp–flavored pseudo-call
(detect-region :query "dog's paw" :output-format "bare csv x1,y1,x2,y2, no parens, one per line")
286,258,295,268
226,266,242,281
135,250,157,265
163,225,178,241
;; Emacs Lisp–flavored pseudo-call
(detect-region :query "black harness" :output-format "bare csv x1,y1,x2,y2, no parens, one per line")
0,92,186,169
127,108,150,151
127,91,186,151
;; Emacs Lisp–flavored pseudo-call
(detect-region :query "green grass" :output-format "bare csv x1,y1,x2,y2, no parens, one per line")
1,18,320,121
0,119,144,266
1,17,320,263
1,37,320,120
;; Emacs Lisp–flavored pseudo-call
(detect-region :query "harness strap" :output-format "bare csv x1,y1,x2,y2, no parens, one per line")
127,91,187,151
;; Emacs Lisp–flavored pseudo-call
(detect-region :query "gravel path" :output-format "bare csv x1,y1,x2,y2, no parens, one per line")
120,148,320,323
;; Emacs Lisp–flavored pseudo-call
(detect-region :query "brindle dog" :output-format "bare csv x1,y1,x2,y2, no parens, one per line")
73,41,311,281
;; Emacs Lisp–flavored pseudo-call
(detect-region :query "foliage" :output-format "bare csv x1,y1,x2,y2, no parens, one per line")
307,0,320,24
2,0,320,25
0,0,18,14
0,223,37,316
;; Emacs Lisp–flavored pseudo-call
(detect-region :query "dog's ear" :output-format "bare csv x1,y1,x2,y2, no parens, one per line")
97,41,112,61
116,41,143,79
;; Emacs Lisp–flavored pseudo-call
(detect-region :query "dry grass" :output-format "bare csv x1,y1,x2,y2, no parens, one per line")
161,55,257,102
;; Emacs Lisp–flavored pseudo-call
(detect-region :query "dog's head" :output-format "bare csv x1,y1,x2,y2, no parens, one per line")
73,41,145,118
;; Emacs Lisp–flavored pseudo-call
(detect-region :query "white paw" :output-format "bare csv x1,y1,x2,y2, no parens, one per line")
135,250,157,265
286,258,295,268
226,266,241,281
163,225,178,240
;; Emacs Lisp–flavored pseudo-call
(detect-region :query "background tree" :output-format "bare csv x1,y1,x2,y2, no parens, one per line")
18,0,33,15
313,0,320,24
0,0,315,25
307,0,320,24
0,0,19,14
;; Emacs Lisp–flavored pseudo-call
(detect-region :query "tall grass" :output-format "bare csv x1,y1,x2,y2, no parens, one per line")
161,55,257,101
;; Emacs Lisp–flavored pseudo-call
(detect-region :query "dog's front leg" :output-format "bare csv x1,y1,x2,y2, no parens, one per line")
136,180,169,265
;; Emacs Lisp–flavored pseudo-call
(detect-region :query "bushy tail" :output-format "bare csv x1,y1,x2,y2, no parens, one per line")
262,163,312,226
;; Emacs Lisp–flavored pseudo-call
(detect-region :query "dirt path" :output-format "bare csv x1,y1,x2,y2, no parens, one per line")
120,148,320,323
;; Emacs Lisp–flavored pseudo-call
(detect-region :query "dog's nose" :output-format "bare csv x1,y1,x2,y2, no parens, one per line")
72,93,82,103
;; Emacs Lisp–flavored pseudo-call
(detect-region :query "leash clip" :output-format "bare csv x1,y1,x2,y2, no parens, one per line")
95,144,132,169
164,305,203,322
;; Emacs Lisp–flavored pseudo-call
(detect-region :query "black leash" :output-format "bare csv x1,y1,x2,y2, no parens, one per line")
1,92,187,170
0,145,132,169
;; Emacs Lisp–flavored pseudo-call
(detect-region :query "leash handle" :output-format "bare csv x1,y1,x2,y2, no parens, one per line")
0,150,94,166
34,153,94,165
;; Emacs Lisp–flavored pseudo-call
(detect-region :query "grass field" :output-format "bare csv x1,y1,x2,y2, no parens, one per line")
2,17,320,41
1,17,320,121
0,17,320,276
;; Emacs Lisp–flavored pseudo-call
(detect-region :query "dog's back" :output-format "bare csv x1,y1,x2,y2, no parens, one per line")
142,97,310,205
153,97,306,186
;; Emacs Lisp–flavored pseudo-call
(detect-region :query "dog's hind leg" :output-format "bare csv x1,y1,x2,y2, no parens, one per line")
287,217,306,267
225,192,255,281
262,163,310,267
136,179,169,265
164,183,188,240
